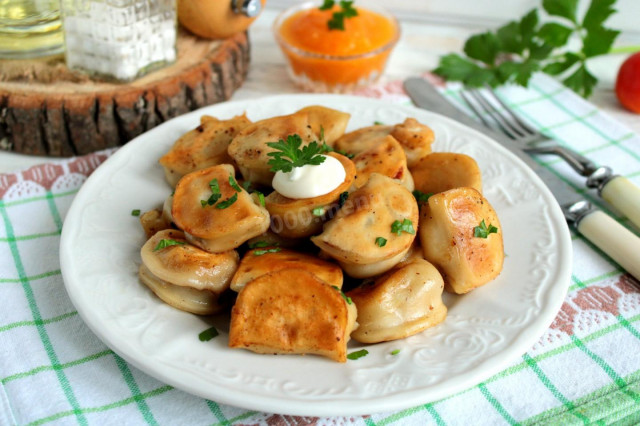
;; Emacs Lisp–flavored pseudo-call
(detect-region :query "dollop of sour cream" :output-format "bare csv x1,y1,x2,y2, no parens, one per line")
272,155,346,199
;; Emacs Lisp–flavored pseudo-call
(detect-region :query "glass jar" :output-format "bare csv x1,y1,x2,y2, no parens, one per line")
61,0,177,81
0,0,64,58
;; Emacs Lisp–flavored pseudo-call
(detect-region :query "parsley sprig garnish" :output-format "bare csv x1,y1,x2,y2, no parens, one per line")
474,219,499,238
319,0,358,31
391,219,415,236
433,0,620,97
266,134,326,173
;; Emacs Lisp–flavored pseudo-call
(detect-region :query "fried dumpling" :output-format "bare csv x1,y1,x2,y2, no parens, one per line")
230,247,343,292
334,123,393,156
227,106,350,186
335,118,434,167
419,187,504,294
139,208,172,238
228,269,358,362
139,229,239,314
159,114,252,187
265,152,356,238
171,164,270,253
347,259,447,343
410,152,482,195
352,135,414,191
389,118,435,167
311,173,419,278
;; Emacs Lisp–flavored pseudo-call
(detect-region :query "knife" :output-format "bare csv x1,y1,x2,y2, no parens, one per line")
404,77,640,281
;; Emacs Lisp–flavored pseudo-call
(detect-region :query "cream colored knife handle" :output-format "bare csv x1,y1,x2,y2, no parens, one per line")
578,210,640,280
601,176,640,229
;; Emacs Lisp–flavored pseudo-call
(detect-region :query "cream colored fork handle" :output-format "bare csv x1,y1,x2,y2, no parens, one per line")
578,210,640,280
601,176,640,230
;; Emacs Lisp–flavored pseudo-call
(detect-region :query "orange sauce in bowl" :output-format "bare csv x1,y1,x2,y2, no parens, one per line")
276,5,399,89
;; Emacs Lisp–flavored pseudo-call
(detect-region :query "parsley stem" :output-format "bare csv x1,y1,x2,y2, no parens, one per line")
609,45,640,54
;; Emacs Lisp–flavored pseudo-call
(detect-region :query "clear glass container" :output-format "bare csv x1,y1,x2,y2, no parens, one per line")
61,0,177,82
0,0,64,59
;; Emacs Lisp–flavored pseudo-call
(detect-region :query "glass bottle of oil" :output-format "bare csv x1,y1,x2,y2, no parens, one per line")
0,0,64,58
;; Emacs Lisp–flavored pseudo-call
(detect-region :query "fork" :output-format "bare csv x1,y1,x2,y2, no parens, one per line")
460,87,640,230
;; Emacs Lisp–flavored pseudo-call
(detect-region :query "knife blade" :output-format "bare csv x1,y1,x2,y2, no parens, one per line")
403,76,640,280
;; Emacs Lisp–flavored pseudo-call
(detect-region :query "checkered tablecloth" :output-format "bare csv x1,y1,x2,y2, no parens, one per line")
2,73,640,425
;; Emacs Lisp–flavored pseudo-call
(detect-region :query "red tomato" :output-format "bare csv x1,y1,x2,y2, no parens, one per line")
616,52,640,114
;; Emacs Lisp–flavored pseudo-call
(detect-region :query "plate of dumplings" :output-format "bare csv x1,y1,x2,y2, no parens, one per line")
61,94,572,416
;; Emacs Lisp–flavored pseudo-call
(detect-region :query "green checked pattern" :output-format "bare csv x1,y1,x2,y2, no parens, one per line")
2,73,640,425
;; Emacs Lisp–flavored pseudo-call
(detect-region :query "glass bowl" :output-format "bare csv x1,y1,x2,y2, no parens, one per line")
273,1,400,93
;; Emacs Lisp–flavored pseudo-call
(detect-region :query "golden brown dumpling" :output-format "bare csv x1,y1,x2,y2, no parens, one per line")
227,106,350,186
410,152,482,195
352,135,414,191
264,153,356,238
347,259,447,343
389,118,435,167
228,269,358,363
311,173,419,278
159,114,251,187
419,187,504,294
171,164,270,253
335,118,434,167
139,229,239,314
230,247,343,292
334,124,393,156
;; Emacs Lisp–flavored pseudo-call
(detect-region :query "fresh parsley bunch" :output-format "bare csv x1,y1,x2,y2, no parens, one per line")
433,0,620,97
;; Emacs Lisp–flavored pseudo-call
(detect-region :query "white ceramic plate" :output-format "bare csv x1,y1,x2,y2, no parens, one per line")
60,95,572,417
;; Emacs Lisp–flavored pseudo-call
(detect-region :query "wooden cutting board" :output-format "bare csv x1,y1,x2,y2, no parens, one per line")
0,30,250,157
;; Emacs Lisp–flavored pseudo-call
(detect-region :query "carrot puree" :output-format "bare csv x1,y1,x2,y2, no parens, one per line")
276,5,398,87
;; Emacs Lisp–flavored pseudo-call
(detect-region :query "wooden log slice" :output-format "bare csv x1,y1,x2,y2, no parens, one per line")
0,30,250,157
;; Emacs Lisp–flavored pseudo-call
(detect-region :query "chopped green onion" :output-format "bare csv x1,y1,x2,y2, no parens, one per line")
347,349,369,360
312,207,325,216
338,191,349,207
248,240,275,249
331,285,352,305
256,191,265,207
131,209,141,216
229,175,242,192
201,178,221,207
390,349,401,356
253,247,282,256
198,326,219,341
153,239,185,251
242,180,252,191
216,193,238,209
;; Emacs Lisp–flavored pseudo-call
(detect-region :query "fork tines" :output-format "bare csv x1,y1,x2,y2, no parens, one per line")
459,87,540,143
